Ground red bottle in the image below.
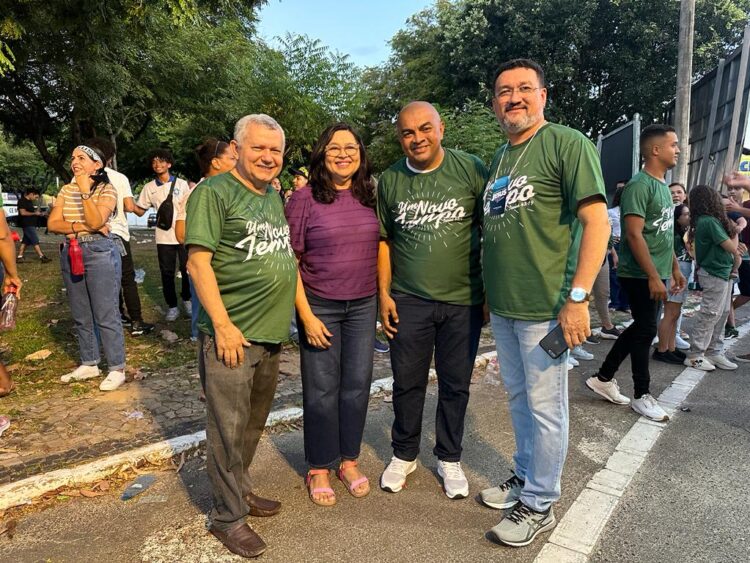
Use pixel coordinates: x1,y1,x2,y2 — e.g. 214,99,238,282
69,238,85,276
0,285,18,331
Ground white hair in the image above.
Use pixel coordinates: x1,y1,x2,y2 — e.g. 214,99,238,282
233,114,286,148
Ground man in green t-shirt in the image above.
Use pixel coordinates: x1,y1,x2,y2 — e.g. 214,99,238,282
479,59,610,548
185,114,297,559
588,124,686,423
377,101,486,501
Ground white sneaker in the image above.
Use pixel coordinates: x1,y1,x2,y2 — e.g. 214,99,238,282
183,300,193,316
675,335,690,350
651,336,659,346
165,307,180,321
380,456,417,493
571,346,594,361
61,365,100,383
437,460,469,499
585,376,631,405
620,319,634,328
684,356,715,371
706,354,738,370
631,393,669,422
99,370,126,391
568,356,580,367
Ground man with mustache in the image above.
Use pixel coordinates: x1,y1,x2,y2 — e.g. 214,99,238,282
480,59,609,547
377,101,487,500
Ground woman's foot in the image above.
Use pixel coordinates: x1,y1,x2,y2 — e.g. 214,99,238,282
338,460,370,498
306,469,336,506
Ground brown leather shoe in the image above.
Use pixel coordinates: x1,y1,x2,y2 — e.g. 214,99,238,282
209,523,267,558
245,491,282,517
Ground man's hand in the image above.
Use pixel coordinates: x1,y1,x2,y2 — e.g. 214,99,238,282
2,273,22,299
724,172,750,192
557,301,590,349
302,315,333,349
648,275,668,301
670,269,687,295
214,321,251,368
379,293,399,339
739,242,748,256
724,197,743,214
610,249,619,269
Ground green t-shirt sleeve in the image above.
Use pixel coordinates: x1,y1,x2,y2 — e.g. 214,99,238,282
377,175,392,239
560,133,606,215
185,184,224,251
620,181,649,219
705,216,729,245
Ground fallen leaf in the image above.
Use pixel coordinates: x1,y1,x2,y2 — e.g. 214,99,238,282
65,490,82,497
0,519,17,539
160,330,179,343
175,451,186,473
94,480,110,491
80,489,104,498
24,349,52,361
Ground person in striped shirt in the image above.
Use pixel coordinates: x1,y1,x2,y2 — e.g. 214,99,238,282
48,145,127,391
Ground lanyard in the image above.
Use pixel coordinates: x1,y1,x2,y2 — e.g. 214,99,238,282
492,126,542,184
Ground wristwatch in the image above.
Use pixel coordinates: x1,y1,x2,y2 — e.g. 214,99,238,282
568,287,590,303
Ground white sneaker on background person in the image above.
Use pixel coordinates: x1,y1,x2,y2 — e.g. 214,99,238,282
183,300,193,316
436,460,469,499
165,307,180,321
568,356,579,368
631,393,669,422
675,334,690,350
99,370,126,391
571,346,594,361
684,356,715,371
380,456,417,493
60,365,101,383
706,354,737,370
585,376,631,405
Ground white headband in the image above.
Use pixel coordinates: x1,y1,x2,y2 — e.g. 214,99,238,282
76,145,103,163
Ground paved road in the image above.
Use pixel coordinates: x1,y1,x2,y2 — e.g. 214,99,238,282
3,339,693,562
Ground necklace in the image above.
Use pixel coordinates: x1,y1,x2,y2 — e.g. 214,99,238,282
493,124,544,183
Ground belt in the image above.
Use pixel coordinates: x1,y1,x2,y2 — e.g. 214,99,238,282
74,233,107,243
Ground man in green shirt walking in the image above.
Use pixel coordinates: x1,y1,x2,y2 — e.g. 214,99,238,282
479,59,610,547
588,124,686,422
186,114,297,559
377,101,486,500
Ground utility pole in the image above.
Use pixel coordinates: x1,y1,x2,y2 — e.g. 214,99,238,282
673,0,695,186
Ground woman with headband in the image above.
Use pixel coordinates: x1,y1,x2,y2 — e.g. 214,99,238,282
48,145,127,391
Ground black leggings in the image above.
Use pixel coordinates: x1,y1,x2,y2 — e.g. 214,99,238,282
156,244,190,307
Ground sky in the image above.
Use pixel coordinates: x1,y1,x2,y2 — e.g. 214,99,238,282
255,0,434,67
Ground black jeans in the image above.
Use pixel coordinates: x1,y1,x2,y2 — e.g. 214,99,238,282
199,334,280,532
598,277,660,399
116,236,143,322
156,243,190,307
298,293,377,468
389,291,483,462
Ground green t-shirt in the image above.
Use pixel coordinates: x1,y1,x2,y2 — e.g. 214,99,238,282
377,148,487,305
617,171,674,279
482,123,606,320
695,215,733,280
184,173,297,343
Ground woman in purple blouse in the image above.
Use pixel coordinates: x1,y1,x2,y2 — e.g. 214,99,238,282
285,123,379,507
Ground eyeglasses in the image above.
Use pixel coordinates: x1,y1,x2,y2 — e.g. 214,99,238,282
325,144,359,156
494,86,541,100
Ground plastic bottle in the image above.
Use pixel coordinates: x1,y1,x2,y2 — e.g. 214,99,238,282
0,285,19,331
69,238,85,276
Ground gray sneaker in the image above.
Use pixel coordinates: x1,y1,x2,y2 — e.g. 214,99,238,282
479,474,524,509
488,502,556,547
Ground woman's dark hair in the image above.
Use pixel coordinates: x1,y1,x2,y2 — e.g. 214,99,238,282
195,138,230,177
308,123,375,208
688,184,734,239
673,203,689,235
611,184,626,208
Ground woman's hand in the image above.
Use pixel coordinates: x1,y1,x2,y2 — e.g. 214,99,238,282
302,315,333,349
75,173,95,194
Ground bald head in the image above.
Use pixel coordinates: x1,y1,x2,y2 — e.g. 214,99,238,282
396,101,445,171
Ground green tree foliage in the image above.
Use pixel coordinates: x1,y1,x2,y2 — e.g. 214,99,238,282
0,129,54,193
362,0,750,167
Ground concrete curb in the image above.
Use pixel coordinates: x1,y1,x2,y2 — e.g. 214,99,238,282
0,352,497,511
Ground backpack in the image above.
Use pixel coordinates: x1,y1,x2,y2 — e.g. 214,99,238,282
155,177,177,231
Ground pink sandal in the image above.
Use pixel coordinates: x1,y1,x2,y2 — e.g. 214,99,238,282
305,469,336,507
337,460,370,498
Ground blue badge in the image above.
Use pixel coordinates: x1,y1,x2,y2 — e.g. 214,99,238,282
489,176,510,216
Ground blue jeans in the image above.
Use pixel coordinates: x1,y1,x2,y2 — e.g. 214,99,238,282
298,292,377,468
188,275,200,339
61,237,125,370
490,314,569,512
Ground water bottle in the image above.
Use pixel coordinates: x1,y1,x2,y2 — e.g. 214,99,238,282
69,238,85,276
0,285,19,331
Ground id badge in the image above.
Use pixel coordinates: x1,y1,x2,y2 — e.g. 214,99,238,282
489,176,510,217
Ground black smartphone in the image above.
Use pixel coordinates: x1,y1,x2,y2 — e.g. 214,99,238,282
539,323,569,359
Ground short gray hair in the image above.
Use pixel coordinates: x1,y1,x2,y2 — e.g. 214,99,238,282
233,114,286,149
